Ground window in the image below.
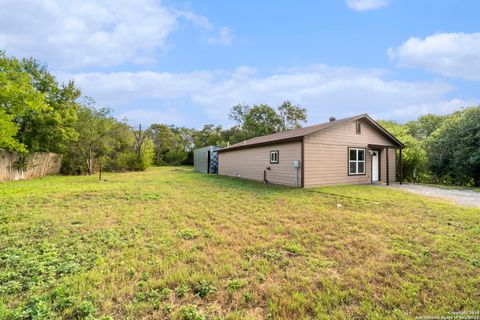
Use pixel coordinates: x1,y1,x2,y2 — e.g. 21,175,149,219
356,121,361,134
349,148,365,175
270,150,279,164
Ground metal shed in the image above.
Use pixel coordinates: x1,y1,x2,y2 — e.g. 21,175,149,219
194,146,221,174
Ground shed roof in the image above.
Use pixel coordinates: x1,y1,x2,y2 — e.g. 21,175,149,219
218,114,404,152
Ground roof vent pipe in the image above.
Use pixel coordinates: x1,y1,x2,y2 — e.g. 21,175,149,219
329,117,336,122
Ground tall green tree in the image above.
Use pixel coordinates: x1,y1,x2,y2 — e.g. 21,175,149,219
428,107,480,186
66,101,124,175
131,124,153,170
0,109,21,151
148,124,175,165
18,58,81,153
379,120,428,182
228,101,307,141
406,114,446,140
194,124,225,148
0,53,48,152
0,52,80,153
243,104,283,137
278,101,307,131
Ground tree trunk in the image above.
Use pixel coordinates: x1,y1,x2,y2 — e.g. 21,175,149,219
87,149,94,175
474,174,480,187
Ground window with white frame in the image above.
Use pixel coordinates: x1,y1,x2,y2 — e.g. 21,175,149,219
270,150,279,164
349,148,365,175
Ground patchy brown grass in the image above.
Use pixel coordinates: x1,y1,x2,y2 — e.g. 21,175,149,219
0,167,479,319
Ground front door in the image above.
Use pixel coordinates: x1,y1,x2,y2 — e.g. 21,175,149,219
372,150,379,182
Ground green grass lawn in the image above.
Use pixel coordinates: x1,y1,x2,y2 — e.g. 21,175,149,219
1,167,479,320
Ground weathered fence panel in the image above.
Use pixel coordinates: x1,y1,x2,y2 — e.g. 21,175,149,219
0,151,62,182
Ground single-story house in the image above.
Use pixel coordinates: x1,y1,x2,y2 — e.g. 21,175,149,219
217,114,404,187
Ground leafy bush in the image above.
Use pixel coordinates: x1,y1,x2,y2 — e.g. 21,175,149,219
283,243,304,256
177,305,206,320
192,280,215,298
15,296,52,320
179,229,198,240
75,301,96,319
227,279,247,292
175,285,189,298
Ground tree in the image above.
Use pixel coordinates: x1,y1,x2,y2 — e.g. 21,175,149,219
229,103,250,125
379,120,428,182
277,101,307,131
194,124,225,148
0,52,81,153
69,101,123,175
428,106,480,186
131,124,153,170
228,101,307,141
0,109,22,151
148,124,175,165
243,104,283,137
0,52,48,152
18,58,81,153
219,125,247,145
406,114,446,140
163,126,195,165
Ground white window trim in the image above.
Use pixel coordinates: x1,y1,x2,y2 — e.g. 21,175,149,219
270,150,279,164
349,148,365,175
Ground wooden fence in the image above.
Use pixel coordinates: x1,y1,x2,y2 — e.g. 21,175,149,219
0,150,62,182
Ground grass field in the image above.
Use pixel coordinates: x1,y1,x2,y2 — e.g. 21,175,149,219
1,167,479,319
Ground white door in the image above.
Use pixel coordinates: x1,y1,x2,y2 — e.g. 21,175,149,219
372,151,379,182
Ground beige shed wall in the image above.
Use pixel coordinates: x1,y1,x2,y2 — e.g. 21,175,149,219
303,119,397,187
218,141,302,187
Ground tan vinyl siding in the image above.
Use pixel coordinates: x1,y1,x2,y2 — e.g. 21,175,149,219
304,119,397,187
218,141,302,187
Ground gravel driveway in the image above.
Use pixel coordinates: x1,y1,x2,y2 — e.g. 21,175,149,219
390,183,480,208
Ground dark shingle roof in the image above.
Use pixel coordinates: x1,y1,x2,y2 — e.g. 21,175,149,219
219,114,403,152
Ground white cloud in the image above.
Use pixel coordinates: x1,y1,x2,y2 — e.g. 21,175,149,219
0,0,229,69
372,99,479,120
118,108,186,126
207,27,233,46
59,64,471,126
345,0,389,11
388,32,480,80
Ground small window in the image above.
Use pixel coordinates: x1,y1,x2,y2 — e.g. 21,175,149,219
270,150,279,164
349,148,365,175
356,121,361,134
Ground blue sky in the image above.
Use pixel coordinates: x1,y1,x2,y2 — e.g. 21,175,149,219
1,0,479,128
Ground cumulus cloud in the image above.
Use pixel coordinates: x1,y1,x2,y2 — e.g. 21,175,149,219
372,99,479,120
388,32,480,80
345,0,389,11
207,27,233,46
0,0,230,69
58,64,470,126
